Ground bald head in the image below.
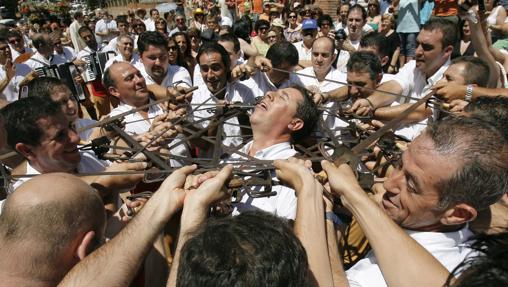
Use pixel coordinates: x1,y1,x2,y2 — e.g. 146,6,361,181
0,173,106,282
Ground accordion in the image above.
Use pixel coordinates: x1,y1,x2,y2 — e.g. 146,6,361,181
82,51,116,82
34,63,87,102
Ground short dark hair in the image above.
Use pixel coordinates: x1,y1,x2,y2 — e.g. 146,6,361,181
318,14,334,29
73,11,83,19
218,33,240,53
1,97,61,149
137,31,168,55
149,8,159,16
266,41,299,68
360,32,391,59
196,42,231,80
254,19,270,32
465,96,508,141
446,232,508,287
234,17,252,43
426,116,508,211
116,17,129,27
450,56,490,87
290,85,319,142
347,51,382,81
31,33,50,50
6,29,22,40
77,26,92,36
421,17,458,50
176,211,309,287
348,4,367,20
26,77,67,100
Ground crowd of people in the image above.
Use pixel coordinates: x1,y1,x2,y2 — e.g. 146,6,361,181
0,0,507,286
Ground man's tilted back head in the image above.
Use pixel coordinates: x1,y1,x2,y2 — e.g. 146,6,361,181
450,56,490,87
176,211,309,287
290,85,319,142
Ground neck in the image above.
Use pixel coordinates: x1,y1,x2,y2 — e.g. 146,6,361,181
462,36,471,42
303,39,313,48
122,54,132,61
250,127,291,156
407,222,466,233
315,67,331,82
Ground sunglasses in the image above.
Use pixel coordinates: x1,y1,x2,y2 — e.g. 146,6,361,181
168,45,178,51
176,18,185,22
289,15,297,18
259,26,269,31
321,22,330,26
8,38,21,44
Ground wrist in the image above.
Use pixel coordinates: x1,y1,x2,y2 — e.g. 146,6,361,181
365,97,375,109
465,85,473,102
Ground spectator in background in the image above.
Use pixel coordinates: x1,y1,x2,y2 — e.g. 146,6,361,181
169,13,187,36
317,14,334,37
394,0,420,66
155,18,168,36
69,11,86,52
95,10,118,45
334,3,350,31
206,14,220,33
452,20,476,59
252,19,270,56
293,18,318,67
190,8,206,32
187,28,201,58
144,8,159,31
267,27,283,46
367,0,382,31
379,14,400,73
174,32,196,77
284,11,302,43
344,4,372,52
432,0,459,24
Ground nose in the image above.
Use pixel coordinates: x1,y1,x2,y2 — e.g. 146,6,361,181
67,98,77,111
383,169,403,195
349,85,359,96
68,128,81,144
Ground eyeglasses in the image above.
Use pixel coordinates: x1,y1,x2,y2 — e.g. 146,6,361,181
168,45,178,51
259,26,269,31
176,18,185,22
321,22,330,26
368,4,378,7
289,15,297,19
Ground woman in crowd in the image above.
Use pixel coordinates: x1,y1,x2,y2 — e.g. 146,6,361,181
367,0,382,31
267,27,283,46
167,36,188,70
379,14,400,73
452,20,476,58
317,14,334,37
284,10,302,43
251,19,270,56
155,18,168,37
173,32,196,77
187,27,201,58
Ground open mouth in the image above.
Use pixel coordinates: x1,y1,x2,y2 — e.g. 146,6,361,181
257,101,268,111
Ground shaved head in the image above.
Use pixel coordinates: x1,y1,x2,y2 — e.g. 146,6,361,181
0,173,106,283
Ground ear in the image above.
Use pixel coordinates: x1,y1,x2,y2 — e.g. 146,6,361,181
76,230,96,261
288,118,304,132
443,45,454,58
376,72,383,85
440,203,478,226
15,143,35,161
108,86,121,99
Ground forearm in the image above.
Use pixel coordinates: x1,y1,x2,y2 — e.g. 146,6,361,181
95,31,108,36
147,84,168,100
295,183,334,287
59,194,178,287
367,81,403,108
374,103,431,123
468,18,499,88
344,190,450,287
325,218,349,287
327,86,349,102
167,203,209,287
472,86,508,98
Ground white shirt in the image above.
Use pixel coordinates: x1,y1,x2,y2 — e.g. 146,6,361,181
189,82,255,149
194,58,245,88
9,46,32,63
390,59,449,140
144,18,156,32
293,41,313,61
0,62,32,103
52,46,77,65
346,226,474,287
104,53,141,71
228,141,298,220
95,19,118,44
75,118,97,142
336,49,350,73
24,52,53,70
11,150,109,191
69,20,86,51
136,62,192,88
109,99,164,135
241,70,298,99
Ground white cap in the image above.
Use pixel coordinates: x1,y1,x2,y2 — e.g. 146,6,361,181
220,16,233,27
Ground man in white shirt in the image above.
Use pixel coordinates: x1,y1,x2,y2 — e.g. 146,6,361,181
24,33,55,71
103,18,130,53
144,9,160,32
239,41,300,99
51,32,78,65
104,34,140,71
94,10,118,45
345,4,373,52
6,29,32,62
292,18,318,68
189,42,255,153
169,13,187,36
351,18,457,140
135,31,192,100
230,85,319,219
69,11,87,52
0,38,31,104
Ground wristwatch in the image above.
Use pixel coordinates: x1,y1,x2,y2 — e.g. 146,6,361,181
465,85,473,102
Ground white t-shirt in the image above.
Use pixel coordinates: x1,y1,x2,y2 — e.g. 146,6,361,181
189,82,255,149
52,46,77,65
346,226,474,287
0,62,32,103
104,53,141,71
228,141,298,220
390,59,449,140
136,62,192,88
95,19,118,44
24,52,53,70
293,41,313,61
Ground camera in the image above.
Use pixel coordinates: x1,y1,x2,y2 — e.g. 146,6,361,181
335,29,347,41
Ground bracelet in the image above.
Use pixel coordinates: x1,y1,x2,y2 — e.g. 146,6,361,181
465,85,473,102
325,212,343,225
